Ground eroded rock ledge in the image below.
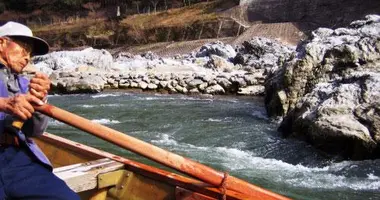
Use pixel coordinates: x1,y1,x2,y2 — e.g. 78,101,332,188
265,15,380,160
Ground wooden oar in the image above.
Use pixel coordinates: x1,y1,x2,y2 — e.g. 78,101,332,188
34,103,290,200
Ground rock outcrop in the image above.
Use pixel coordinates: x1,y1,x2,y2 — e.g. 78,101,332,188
196,41,237,60
265,15,380,160
33,48,115,75
234,37,295,72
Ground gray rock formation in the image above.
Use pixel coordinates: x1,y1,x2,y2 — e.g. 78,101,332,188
51,72,106,94
33,48,114,75
196,41,237,60
206,55,237,72
234,37,295,72
265,15,380,159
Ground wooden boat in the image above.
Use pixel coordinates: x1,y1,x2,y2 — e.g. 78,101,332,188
31,104,291,200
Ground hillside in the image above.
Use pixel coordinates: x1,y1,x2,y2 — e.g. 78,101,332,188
0,0,378,52
17,1,247,51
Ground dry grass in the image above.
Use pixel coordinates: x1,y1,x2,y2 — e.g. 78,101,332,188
28,1,228,36
32,18,105,33
121,2,220,29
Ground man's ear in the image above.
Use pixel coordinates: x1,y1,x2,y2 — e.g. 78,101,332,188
0,37,7,49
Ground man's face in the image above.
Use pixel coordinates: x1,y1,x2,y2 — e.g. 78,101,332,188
0,37,32,73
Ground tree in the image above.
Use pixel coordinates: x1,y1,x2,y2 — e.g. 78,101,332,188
163,0,167,10
0,1,5,14
61,0,83,8
5,0,35,11
150,0,159,13
182,0,192,7
132,0,141,14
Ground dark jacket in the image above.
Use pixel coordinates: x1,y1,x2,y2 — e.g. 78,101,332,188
0,64,51,169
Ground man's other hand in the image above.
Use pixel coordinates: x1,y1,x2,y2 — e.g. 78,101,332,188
29,72,51,100
1,94,44,120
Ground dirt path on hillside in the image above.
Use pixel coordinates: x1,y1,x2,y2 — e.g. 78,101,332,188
232,22,308,45
110,37,235,57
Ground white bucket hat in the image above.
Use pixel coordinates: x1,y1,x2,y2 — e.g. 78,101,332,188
0,21,49,56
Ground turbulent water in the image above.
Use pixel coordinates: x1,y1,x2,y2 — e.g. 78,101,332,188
46,92,380,200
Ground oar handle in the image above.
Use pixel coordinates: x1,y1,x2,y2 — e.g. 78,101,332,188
8,90,36,131
35,103,290,200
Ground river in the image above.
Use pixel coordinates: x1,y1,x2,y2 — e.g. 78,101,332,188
46,92,380,200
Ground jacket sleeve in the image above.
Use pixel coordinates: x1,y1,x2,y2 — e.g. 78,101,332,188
21,112,49,137
17,75,49,137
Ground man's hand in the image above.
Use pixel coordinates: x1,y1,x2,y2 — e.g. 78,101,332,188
0,94,44,120
29,72,51,100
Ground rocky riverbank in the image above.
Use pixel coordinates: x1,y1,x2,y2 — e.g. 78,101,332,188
265,15,380,160
32,38,294,96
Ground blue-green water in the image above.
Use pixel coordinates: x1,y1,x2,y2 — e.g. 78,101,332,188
47,92,380,200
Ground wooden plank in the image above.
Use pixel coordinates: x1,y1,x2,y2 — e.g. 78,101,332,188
78,189,103,200
107,170,175,200
98,170,130,189
35,134,104,167
176,187,217,200
89,188,108,200
53,158,124,193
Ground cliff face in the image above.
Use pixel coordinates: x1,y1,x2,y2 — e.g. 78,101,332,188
264,15,380,160
240,0,380,29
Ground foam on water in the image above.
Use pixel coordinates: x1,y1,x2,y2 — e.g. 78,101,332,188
48,120,65,126
91,119,121,124
47,94,62,98
251,110,268,120
80,104,121,108
152,134,179,146
82,105,95,108
199,117,234,123
151,133,380,191
368,173,379,180
205,118,223,122
91,93,123,98
135,93,214,102
144,97,176,101
48,94,86,98
143,96,212,101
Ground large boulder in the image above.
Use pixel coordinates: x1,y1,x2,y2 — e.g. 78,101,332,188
234,37,295,72
205,55,236,72
196,41,237,60
33,48,114,75
265,15,380,159
50,72,107,94
52,75,106,94
32,48,114,93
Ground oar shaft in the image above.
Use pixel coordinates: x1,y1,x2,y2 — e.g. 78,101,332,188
35,104,289,200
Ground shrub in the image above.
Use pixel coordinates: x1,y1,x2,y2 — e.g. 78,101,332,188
0,2,5,14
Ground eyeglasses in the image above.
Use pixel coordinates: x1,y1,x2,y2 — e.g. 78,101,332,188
4,37,33,56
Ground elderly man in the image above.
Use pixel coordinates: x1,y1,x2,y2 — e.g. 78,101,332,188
0,22,79,199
